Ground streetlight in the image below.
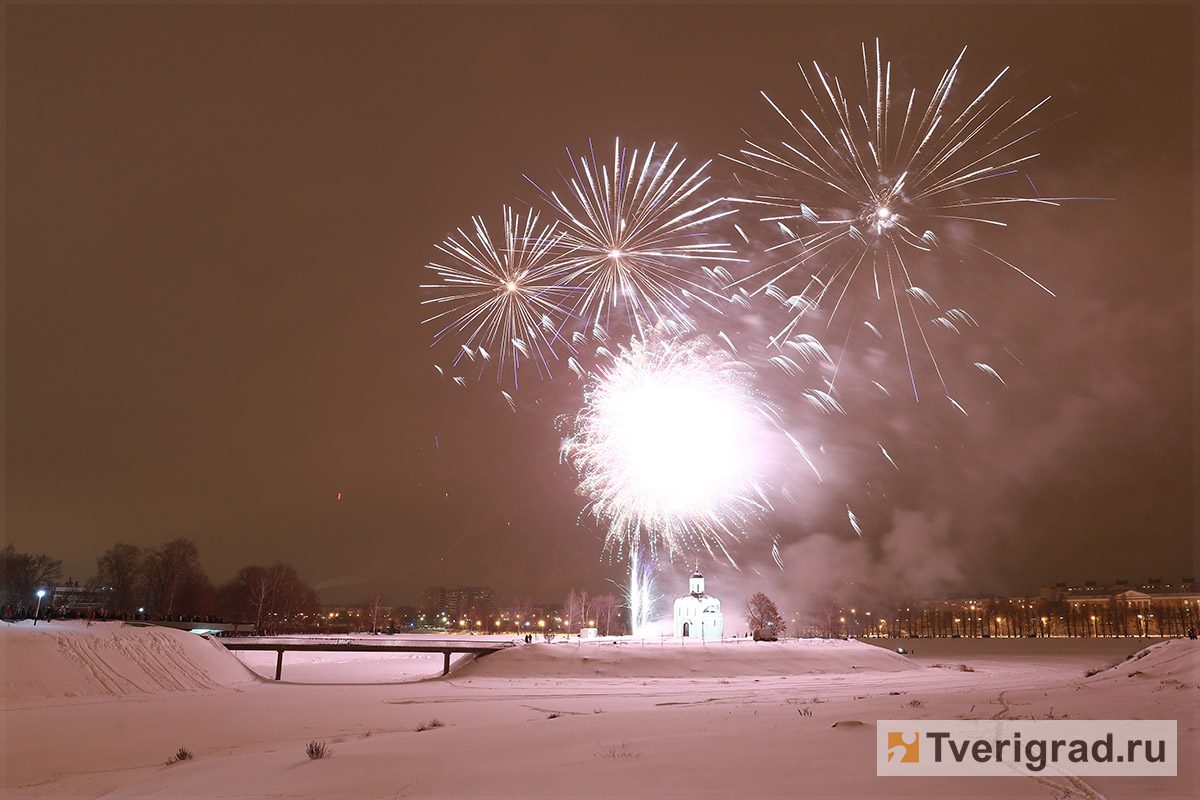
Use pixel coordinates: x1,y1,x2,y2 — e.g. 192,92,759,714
34,588,47,625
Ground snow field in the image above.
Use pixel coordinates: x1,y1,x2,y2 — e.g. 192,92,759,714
3,622,1196,798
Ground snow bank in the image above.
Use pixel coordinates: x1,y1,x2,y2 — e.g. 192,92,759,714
1,621,259,706
1088,638,1199,684
456,636,917,679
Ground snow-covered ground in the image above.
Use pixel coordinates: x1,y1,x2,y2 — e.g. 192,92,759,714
2,621,1196,798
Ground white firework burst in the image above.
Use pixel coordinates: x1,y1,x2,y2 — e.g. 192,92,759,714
726,40,1092,400
421,205,580,385
561,333,775,564
529,138,744,334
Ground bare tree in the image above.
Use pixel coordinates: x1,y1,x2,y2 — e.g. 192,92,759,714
578,590,591,629
248,571,274,630
817,596,840,639
746,592,786,638
219,561,317,633
508,595,534,632
1,545,63,610
95,543,144,615
142,538,210,616
591,593,620,635
563,590,581,631
368,593,384,634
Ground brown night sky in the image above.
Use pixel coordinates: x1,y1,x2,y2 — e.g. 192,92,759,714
6,4,1195,605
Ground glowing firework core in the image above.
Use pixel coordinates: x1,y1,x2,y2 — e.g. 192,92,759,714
504,280,518,292
599,365,751,515
563,336,770,560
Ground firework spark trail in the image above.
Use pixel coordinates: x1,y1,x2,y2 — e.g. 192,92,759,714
846,505,863,537
625,546,659,637
725,40,1095,400
528,138,746,336
421,206,581,386
561,334,777,566
878,442,899,470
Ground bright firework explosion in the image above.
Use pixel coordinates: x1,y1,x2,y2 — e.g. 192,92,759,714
420,206,580,385
561,334,776,573
529,138,743,335
725,40,1083,403
625,546,659,637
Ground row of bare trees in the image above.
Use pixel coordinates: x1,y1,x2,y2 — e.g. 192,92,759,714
2,540,319,630
562,590,622,635
97,539,213,617
220,562,319,632
98,539,318,629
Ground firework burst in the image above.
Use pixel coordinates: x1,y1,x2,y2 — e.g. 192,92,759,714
529,138,744,335
421,206,580,385
561,333,776,564
726,40,1085,403
625,546,659,637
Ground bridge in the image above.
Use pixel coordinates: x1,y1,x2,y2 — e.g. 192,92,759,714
218,639,516,679
132,620,253,635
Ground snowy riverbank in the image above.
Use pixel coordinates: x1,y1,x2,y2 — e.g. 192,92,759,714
3,621,1196,798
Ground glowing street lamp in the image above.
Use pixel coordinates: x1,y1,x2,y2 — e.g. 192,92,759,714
34,588,47,625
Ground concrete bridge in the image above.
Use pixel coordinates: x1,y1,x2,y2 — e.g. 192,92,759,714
219,639,515,679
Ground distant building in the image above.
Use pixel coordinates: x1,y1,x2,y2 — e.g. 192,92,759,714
785,575,1200,639
421,586,450,618
673,571,723,639
50,583,112,613
421,585,495,625
1042,577,1196,599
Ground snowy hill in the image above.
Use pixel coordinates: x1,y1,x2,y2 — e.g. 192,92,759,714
1086,638,1199,685
2,621,260,707
455,636,918,679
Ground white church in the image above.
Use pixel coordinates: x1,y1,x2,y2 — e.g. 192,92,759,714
672,570,724,639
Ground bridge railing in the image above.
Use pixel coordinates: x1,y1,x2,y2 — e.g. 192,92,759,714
219,640,516,679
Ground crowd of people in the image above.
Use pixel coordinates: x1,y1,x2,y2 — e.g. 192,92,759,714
0,604,230,625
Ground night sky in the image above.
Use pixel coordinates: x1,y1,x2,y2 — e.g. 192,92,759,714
7,4,1194,606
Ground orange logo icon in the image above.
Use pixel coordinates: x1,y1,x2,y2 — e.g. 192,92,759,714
887,731,920,763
